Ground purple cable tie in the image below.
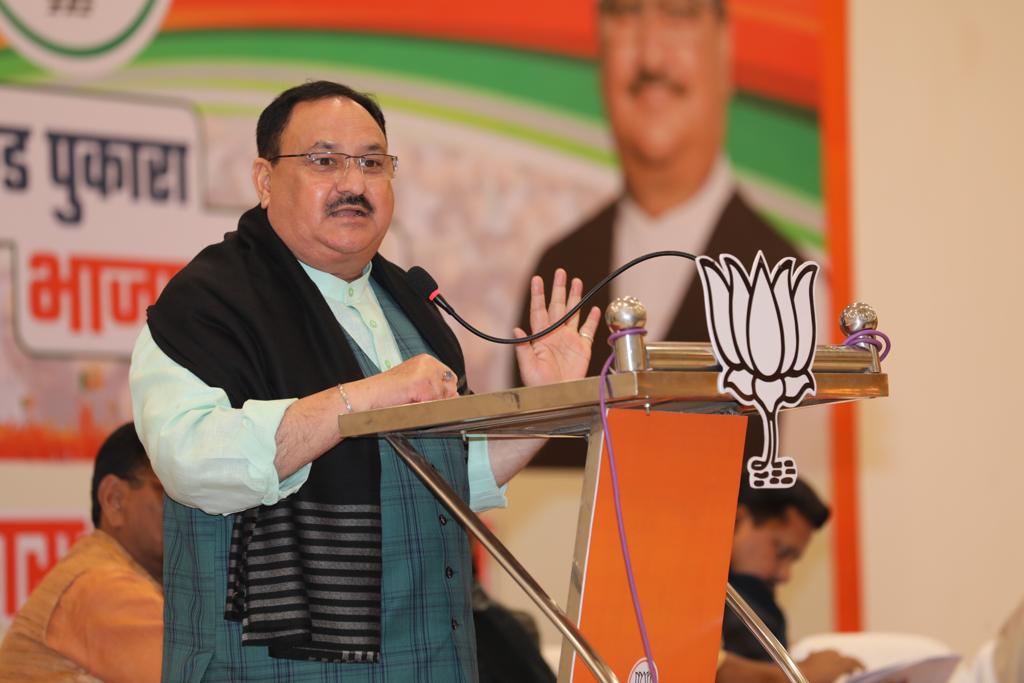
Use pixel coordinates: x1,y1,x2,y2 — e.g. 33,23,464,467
599,326,658,682
607,326,646,345
842,328,892,361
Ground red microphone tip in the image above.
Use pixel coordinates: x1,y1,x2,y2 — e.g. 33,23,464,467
428,289,440,302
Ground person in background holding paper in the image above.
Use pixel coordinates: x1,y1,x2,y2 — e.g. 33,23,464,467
715,473,863,682
717,649,864,683
0,424,164,683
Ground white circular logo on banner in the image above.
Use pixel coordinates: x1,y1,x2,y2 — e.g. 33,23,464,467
628,657,659,682
0,0,171,77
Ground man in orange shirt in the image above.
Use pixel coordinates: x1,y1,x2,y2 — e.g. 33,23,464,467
0,423,164,682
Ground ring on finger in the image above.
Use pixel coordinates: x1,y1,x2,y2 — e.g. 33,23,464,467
579,330,593,342
441,370,455,382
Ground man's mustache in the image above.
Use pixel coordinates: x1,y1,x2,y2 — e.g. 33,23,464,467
326,193,374,216
628,69,688,96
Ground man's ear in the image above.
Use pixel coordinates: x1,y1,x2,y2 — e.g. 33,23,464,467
252,158,272,208
97,474,127,530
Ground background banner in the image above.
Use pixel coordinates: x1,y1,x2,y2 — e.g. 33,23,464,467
0,0,850,645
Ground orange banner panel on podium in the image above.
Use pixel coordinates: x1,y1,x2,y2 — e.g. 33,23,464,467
571,410,746,682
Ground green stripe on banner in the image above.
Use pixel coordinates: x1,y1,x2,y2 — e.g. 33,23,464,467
762,212,825,252
379,94,615,165
728,94,822,201
136,30,607,122
0,48,43,80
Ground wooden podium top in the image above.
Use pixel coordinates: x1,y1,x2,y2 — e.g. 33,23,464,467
337,342,888,439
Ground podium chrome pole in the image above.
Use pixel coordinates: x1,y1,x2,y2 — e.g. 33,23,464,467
725,584,808,683
385,434,619,683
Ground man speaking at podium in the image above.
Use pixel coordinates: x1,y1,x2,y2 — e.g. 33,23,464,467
520,0,801,464
129,81,600,681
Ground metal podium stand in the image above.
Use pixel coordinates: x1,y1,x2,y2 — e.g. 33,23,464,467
337,321,888,683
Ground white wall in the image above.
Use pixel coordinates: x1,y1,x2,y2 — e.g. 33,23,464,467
851,0,1024,655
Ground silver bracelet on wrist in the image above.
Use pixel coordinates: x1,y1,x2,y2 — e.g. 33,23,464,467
337,383,354,414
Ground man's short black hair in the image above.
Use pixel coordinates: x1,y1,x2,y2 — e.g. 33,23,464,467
738,472,830,530
90,423,151,528
256,80,387,161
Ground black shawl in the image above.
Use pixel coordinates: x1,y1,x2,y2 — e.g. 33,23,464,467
148,206,465,662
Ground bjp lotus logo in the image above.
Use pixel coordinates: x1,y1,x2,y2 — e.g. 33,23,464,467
696,252,819,489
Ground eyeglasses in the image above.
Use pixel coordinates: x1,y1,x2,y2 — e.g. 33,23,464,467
270,151,399,178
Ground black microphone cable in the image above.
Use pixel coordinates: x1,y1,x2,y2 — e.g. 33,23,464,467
408,250,697,344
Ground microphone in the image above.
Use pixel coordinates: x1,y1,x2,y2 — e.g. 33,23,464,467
407,266,457,318
408,250,698,345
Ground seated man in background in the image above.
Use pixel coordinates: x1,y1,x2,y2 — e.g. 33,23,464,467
0,423,164,683
720,470,864,683
723,471,831,661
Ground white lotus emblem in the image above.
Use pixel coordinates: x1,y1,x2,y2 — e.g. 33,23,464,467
696,252,819,488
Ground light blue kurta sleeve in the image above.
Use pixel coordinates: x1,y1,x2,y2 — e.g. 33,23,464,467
467,438,507,511
130,324,310,515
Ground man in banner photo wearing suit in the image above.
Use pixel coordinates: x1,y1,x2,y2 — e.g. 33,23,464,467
520,0,802,462
129,81,600,681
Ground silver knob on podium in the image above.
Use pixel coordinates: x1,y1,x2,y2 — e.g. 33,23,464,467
839,301,881,371
605,296,649,372
839,301,878,338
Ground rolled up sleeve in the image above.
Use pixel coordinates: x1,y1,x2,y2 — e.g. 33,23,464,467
467,437,508,512
130,324,310,515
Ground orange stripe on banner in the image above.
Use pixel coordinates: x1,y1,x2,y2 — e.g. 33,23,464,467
730,0,821,108
820,0,861,631
160,0,598,58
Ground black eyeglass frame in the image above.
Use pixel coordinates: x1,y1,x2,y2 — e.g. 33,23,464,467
269,151,399,176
